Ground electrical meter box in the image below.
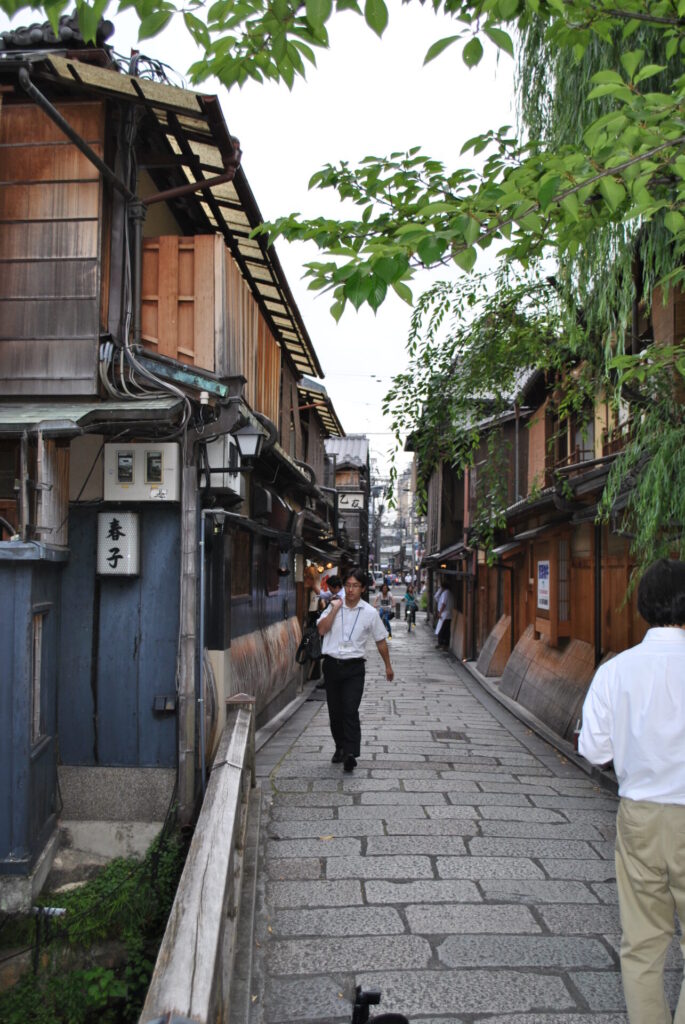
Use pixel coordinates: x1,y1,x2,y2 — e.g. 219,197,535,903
103,442,181,502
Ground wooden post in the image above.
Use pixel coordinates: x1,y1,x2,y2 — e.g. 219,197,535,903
226,693,256,789
177,464,197,824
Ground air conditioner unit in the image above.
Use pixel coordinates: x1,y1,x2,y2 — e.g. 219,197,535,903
204,435,245,500
103,442,180,502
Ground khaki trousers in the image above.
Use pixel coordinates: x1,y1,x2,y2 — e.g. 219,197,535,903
615,799,685,1024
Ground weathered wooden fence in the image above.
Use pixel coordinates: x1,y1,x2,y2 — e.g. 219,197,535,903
139,695,256,1024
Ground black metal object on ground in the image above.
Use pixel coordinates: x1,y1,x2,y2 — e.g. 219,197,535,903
351,986,409,1024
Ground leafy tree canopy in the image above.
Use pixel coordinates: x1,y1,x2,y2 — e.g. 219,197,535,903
2,0,683,323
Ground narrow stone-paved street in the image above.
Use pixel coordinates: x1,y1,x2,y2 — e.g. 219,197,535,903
248,617,681,1023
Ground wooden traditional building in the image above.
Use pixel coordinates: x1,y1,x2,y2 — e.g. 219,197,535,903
0,24,345,909
418,294,685,742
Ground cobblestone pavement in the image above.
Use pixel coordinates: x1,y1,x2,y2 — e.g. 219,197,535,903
249,619,682,1024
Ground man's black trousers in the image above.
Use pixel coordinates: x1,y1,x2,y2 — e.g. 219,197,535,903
323,655,365,757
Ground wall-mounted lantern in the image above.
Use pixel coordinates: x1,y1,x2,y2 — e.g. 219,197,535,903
232,422,264,462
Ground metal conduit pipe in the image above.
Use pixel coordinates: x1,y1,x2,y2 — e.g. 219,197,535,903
18,67,136,201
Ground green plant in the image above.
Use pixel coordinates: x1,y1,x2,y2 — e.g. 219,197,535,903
0,828,186,1024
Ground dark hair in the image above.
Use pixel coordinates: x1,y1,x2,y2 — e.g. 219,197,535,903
327,575,342,589
637,559,685,626
344,568,366,586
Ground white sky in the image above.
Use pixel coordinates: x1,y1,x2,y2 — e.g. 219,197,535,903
2,3,515,477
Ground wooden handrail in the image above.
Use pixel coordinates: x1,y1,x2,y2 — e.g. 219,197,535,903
139,705,255,1024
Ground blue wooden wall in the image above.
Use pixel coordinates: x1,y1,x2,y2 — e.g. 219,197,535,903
57,506,180,768
0,558,59,873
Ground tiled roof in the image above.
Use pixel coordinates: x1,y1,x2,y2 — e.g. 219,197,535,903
325,435,369,467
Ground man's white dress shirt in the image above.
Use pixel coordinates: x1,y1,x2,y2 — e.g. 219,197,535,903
578,627,685,803
318,599,388,659
434,587,454,636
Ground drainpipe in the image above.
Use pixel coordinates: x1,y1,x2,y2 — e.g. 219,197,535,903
514,403,520,501
129,199,147,347
594,522,603,667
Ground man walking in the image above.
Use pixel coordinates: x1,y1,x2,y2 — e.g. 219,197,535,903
579,558,685,1024
317,568,394,772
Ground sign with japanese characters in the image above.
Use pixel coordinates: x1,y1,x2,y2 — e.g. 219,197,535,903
537,559,550,610
338,491,365,511
97,512,140,576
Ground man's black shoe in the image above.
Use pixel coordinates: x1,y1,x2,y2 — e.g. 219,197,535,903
331,748,344,764
343,755,357,773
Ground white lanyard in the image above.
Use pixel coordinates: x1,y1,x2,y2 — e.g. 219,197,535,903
340,606,361,643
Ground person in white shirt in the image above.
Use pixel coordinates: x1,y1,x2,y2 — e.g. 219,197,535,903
435,578,453,649
579,558,685,1024
317,568,394,772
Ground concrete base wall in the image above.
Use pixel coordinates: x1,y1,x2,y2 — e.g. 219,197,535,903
477,615,511,677
499,625,595,741
0,828,59,913
58,766,176,821
58,820,162,862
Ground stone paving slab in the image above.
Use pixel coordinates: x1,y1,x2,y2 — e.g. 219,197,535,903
271,906,404,937
364,879,480,903
266,934,432,974
248,622,636,1024
268,818,387,839
437,934,614,967
266,880,364,907
353,969,575,1016
406,902,541,934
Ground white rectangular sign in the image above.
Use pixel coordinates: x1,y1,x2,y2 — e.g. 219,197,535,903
537,559,550,610
338,492,365,511
97,511,140,576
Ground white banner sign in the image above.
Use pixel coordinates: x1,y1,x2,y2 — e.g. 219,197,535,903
537,559,550,610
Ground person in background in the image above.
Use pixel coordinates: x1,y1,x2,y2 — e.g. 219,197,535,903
404,583,418,632
319,575,342,609
374,582,394,638
305,569,321,628
317,568,394,772
435,578,453,649
578,559,685,1024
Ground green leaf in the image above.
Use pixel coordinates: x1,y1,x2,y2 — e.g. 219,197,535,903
454,246,477,271
424,35,459,65
537,174,560,211
306,0,332,30
392,281,413,305
418,200,457,215
183,11,210,49
138,10,172,38
664,210,685,234
587,83,632,101
418,235,447,265
364,0,388,37
482,24,514,58
330,299,345,322
590,70,624,85
367,274,388,311
599,176,626,212
343,271,373,309
462,36,483,68
620,49,644,80
633,64,666,85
